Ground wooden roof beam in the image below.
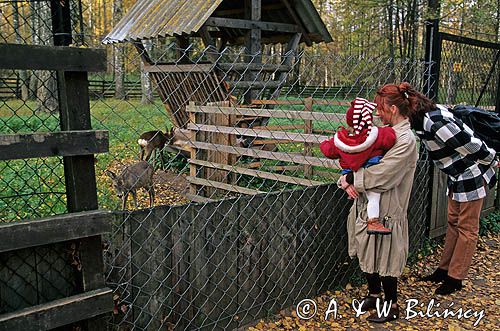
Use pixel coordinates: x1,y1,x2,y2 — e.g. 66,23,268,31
204,17,300,33
279,0,312,46
213,3,286,16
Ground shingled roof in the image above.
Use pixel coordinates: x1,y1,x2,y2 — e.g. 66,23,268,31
103,0,332,45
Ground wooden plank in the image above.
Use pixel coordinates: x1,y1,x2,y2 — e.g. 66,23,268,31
204,17,300,33
313,170,341,180
35,243,78,305
266,165,302,172
0,288,112,331
0,210,112,253
251,99,305,105
429,167,448,239
280,0,312,46
188,202,239,329
252,139,296,145
304,97,313,178
217,63,292,72
0,44,106,71
189,103,202,196
58,71,99,212
129,208,171,330
187,105,346,122
188,123,330,144
214,3,284,16
189,141,341,168
227,81,282,89
252,124,305,130
58,69,106,331
0,249,38,311
0,130,109,160
143,63,213,73
237,194,265,325
184,193,216,203
186,176,265,195
189,159,323,186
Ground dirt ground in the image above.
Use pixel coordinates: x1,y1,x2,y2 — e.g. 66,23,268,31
248,234,500,331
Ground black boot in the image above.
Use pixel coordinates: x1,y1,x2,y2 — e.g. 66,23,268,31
367,304,399,323
419,268,448,283
360,294,382,311
435,276,462,295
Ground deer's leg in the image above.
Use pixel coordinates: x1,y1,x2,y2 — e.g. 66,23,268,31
139,148,145,160
148,186,155,207
144,148,153,162
159,149,165,170
131,190,138,208
122,193,129,210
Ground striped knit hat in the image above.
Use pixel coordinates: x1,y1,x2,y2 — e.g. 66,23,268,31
346,97,377,136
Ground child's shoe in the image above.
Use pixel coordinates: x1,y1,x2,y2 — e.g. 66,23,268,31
367,218,392,235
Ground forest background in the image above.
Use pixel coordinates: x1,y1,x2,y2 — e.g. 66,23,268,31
1,0,499,104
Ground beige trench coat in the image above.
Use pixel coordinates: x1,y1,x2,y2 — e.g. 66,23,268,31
348,119,418,277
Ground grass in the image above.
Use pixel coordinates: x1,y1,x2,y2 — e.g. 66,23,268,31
1,97,345,220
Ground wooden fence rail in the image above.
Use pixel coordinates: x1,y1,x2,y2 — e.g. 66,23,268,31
186,99,344,198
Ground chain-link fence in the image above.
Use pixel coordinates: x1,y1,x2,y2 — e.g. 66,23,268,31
5,1,500,330
438,33,500,108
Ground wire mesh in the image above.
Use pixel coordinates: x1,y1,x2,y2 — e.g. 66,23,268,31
0,1,497,330
439,38,500,108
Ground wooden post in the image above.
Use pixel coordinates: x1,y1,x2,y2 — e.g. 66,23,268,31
303,97,313,178
188,101,201,195
57,70,107,331
176,36,190,64
244,0,261,104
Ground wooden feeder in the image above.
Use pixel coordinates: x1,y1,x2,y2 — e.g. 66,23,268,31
104,0,332,199
103,0,332,128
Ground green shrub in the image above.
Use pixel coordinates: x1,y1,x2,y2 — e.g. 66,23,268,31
479,210,500,236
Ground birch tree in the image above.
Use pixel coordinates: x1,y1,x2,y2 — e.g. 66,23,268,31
37,2,58,113
112,0,125,99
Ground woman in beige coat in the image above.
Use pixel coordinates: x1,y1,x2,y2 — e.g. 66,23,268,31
339,83,419,323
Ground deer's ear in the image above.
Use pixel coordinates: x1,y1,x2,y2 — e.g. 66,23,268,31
105,170,116,179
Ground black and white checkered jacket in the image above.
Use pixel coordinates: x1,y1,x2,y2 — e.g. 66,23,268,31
415,105,497,202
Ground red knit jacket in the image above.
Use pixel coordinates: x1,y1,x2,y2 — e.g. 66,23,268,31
320,126,396,171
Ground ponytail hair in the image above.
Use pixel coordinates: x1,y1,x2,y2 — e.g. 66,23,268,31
375,82,435,129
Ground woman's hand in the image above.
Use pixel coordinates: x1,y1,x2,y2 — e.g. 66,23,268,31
339,175,350,189
345,185,359,199
339,175,359,199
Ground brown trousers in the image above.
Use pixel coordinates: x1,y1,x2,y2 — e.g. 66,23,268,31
438,195,484,280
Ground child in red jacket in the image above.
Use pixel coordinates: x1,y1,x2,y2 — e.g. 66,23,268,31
320,97,397,235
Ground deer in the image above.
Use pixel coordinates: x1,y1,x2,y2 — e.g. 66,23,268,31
138,130,168,162
138,127,191,166
106,161,155,210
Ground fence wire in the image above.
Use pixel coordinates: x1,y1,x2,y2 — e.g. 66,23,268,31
2,1,497,331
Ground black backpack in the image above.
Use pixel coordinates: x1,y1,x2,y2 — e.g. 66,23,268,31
450,105,500,153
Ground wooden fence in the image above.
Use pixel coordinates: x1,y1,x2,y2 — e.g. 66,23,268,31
429,168,498,238
0,76,364,101
186,99,349,198
0,77,20,99
0,43,113,330
107,184,358,330
105,153,432,330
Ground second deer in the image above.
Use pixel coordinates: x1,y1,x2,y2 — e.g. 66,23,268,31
138,127,190,167
106,161,155,210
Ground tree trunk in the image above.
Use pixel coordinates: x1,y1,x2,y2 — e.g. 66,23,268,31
112,0,125,99
140,40,154,104
386,0,396,82
29,1,39,100
13,2,29,100
37,2,58,113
